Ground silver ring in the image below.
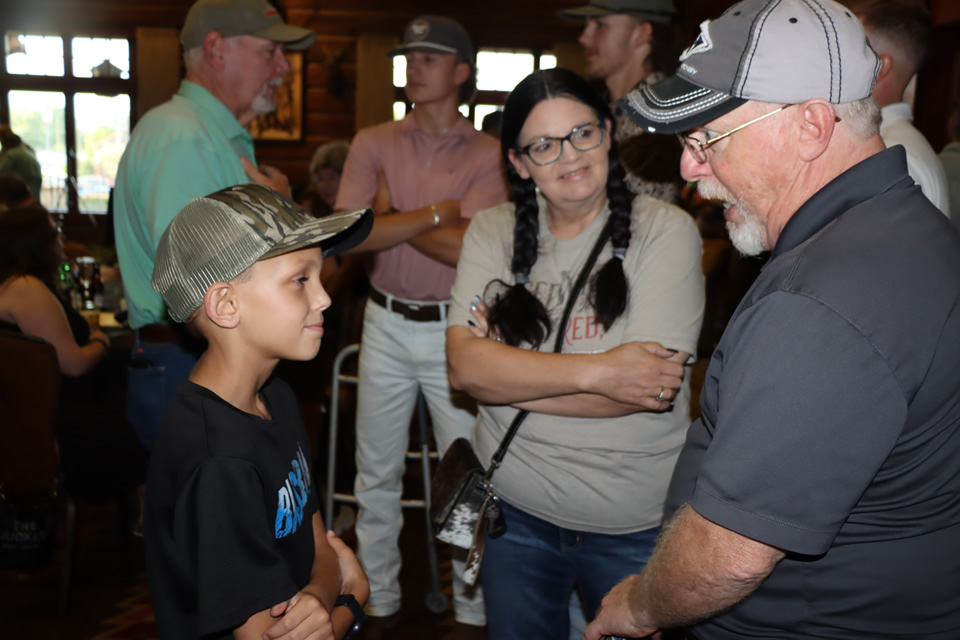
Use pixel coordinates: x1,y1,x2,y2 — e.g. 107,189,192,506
655,387,665,402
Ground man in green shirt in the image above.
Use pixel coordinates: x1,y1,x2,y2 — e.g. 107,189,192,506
113,0,314,448
0,125,43,201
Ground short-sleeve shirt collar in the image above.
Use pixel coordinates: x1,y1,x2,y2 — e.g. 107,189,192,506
771,147,911,260
178,80,252,143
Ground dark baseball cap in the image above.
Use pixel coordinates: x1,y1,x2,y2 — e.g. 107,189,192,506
557,0,677,24
619,0,880,134
181,0,316,51
387,16,474,62
153,184,371,323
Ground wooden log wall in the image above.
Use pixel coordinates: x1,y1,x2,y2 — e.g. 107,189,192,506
2,0,958,189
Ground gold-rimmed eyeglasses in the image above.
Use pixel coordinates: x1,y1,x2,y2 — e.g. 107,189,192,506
519,121,605,166
677,104,792,164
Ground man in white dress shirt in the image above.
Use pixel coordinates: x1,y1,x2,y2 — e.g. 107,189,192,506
846,0,949,216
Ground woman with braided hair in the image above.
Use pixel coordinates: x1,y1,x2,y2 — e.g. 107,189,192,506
445,68,704,638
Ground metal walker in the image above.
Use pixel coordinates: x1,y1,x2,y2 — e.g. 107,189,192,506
324,343,448,614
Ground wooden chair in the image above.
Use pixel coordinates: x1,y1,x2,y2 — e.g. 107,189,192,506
0,330,76,616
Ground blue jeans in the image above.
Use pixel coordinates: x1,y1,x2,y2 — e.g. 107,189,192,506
127,337,200,449
481,499,659,640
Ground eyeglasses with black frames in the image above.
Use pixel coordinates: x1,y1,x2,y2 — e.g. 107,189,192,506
519,121,605,166
677,104,792,164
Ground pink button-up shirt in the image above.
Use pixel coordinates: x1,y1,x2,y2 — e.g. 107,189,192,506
335,113,508,301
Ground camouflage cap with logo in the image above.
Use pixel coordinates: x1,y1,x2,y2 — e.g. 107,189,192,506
152,183,371,323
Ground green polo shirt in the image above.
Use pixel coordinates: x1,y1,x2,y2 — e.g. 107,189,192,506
114,80,255,328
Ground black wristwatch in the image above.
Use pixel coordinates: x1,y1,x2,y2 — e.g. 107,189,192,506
335,594,366,640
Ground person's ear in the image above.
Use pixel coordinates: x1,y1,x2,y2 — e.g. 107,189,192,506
204,31,227,71
453,60,471,86
797,99,837,162
873,52,895,88
507,148,532,181
631,20,654,50
203,282,240,329
603,117,613,151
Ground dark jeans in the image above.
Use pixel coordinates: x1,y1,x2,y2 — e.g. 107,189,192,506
127,337,199,449
481,499,659,640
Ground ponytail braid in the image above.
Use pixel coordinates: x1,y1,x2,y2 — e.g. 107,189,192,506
589,149,633,331
487,177,552,348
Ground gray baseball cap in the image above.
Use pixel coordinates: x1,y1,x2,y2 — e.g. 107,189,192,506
181,0,316,51
557,0,677,24
620,0,880,134
152,184,372,323
387,16,474,62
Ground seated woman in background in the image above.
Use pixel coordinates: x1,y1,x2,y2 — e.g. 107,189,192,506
0,204,109,374
0,203,147,505
446,68,704,639
303,140,351,217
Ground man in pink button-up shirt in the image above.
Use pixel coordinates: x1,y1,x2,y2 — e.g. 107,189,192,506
335,15,507,640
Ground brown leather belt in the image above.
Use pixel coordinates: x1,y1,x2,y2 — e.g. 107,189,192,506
369,288,448,323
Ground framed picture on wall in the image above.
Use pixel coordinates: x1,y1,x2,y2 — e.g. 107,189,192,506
248,51,304,141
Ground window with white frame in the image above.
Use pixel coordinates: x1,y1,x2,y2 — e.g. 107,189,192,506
2,32,132,214
392,48,557,130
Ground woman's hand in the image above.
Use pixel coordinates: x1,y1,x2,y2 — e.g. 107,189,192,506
466,295,500,341
587,342,687,410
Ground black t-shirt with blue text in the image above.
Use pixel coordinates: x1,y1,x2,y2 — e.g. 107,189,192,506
144,376,318,639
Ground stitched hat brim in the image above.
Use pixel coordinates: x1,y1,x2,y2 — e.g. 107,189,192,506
619,74,746,134
557,5,674,23
251,22,316,50
259,207,374,261
386,43,460,57
557,5,619,18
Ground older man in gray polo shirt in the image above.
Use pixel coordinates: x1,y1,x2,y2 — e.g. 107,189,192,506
586,0,960,638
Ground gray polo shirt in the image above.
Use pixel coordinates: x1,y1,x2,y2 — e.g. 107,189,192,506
667,147,960,638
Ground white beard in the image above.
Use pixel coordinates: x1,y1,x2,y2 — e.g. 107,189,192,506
697,179,768,256
250,77,283,115
726,211,767,257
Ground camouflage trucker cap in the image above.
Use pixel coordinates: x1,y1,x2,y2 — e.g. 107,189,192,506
152,183,371,323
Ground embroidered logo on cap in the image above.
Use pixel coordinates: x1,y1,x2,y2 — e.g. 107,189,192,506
408,19,430,41
680,20,713,62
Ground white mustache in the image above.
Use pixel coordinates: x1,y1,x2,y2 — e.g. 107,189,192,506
695,179,734,205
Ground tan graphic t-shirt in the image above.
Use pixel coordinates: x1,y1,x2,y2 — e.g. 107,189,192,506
448,194,704,532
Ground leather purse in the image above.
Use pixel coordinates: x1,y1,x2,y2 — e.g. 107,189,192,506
430,220,614,585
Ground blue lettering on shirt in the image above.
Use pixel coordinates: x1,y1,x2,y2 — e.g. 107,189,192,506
274,446,313,539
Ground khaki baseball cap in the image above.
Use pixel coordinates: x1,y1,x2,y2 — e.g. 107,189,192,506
181,0,316,51
620,0,880,134
152,184,372,323
558,0,677,24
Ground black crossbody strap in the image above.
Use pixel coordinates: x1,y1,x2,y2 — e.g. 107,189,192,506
484,220,614,479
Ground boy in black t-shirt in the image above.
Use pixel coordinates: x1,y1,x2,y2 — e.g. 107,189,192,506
144,183,373,640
